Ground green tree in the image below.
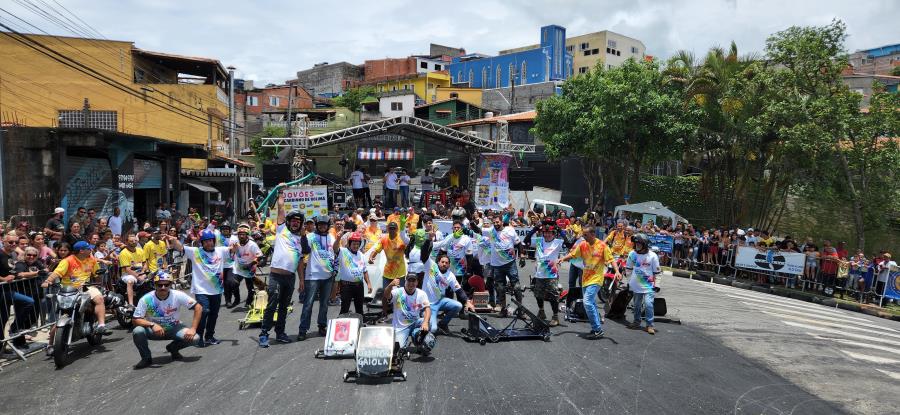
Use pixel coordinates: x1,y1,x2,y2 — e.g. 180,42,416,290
248,125,285,163
533,58,697,206
332,86,375,112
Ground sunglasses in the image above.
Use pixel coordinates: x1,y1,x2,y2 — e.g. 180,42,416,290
156,282,172,288
25,254,37,257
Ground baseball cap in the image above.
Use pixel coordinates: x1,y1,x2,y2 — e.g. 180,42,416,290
54,207,65,214
72,241,94,251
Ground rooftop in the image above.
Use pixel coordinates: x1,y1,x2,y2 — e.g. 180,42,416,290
447,110,536,127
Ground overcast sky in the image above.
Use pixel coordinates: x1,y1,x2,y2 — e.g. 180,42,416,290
4,0,898,84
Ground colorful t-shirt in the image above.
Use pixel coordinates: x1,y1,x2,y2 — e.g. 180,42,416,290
337,247,367,283
533,237,564,279
363,226,382,248
390,287,430,329
570,239,613,287
270,224,304,274
118,247,146,271
605,230,633,257
54,255,99,289
374,234,408,279
482,226,520,267
626,250,661,294
433,234,471,276
134,290,197,330
215,232,238,269
143,240,168,272
422,260,462,304
305,233,335,280
234,240,262,278
184,246,230,295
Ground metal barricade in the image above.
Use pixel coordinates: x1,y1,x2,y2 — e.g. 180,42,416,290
1,275,55,363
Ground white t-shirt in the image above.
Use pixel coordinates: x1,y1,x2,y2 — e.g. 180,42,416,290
134,290,197,329
337,247,367,282
877,261,897,283
215,231,238,269
270,224,304,273
420,174,433,191
533,237,565,279
482,226,521,267
422,260,462,303
305,233,336,280
385,172,398,190
108,215,123,236
626,250,661,294
350,171,365,189
433,234,472,276
390,287,430,329
184,246,230,295
407,246,425,274
234,240,262,278
399,174,411,187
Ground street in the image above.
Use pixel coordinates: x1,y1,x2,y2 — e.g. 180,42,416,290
3,264,898,415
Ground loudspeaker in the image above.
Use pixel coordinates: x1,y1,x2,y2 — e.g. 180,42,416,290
508,168,535,191
262,163,291,188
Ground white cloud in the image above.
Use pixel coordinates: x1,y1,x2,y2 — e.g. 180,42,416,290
4,0,897,84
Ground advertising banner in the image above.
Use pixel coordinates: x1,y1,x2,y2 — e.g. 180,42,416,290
734,246,805,275
475,154,512,211
648,234,674,254
282,186,329,219
884,266,900,301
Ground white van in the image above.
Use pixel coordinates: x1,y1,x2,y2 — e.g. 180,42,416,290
530,199,574,217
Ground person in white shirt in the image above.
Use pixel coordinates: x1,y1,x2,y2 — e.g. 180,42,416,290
297,216,336,340
382,274,433,355
432,221,472,278
625,233,662,335
473,214,521,317
216,222,241,308
107,207,123,237
384,168,399,209
876,253,897,300
259,192,305,348
398,170,411,208
233,223,263,308
522,221,566,326
333,231,372,314
131,270,202,369
419,243,475,335
349,166,367,209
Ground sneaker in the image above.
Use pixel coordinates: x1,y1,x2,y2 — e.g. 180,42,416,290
204,336,221,346
318,327,327,336
94,325,110,335
45,345,54,357
549,315,560,327
133,358,153,370
585,330,605,340
646,326,656,335
258,334,270,348
166,344,184,360
436,322,451,335
626,323,641,330
296,332,307,342
328,298,341,306
275,333,291,343
498,308,509,318
537,309,547,321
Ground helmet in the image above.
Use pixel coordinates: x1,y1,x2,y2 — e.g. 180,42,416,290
153,270,174,284
200,230,216,242
314,216,330,225
219,221,232,230
286,210,304,222
541,223,556,233
415,330,436,352
631,233,650,254
236,223,251,234
251,231,264,240
348,232,363,244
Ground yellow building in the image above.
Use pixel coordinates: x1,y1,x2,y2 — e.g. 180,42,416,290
0,33,231,170
499,30,646,76
434,86,483,106
371,72,451,104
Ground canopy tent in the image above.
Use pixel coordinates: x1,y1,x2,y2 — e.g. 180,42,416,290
614,201,689,225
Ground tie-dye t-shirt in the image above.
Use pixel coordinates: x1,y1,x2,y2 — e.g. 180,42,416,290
533,237,564,279
374,234,408,279
433,234,471,276
133,290,197,329
337,247,367,283
214,231,238,269
482,226,520,267
570,239,613,287
234,240,262,278
185,246,230,295
422,260,462,303
390,287,430,329
305,233,335,280
626,250,660,294
270,224,305,274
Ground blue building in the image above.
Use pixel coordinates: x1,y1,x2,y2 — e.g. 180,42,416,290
449,25,573,89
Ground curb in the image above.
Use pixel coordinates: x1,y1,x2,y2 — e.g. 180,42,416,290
750,285,771,294
693,273,713,283
732,281,752,289
712,277,732,286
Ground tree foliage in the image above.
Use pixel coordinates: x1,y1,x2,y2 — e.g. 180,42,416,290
248,125,285,163
332,86,375,112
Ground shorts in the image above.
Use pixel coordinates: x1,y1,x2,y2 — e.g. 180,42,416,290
533,278,560,300
84,286,102,299
121,274,138,284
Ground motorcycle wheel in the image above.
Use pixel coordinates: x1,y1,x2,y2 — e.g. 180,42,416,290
115,307,131,329
86,324,102,346
53,325,71,368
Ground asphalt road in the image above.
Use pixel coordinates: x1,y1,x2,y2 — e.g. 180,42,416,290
2,264,897,415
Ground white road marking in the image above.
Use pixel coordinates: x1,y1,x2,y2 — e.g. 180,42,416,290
841,350,900,365
781,321,900,347
805,333,899,354
744,302,897,333
726,293,868,321
875,369,900,380
758,310,900,340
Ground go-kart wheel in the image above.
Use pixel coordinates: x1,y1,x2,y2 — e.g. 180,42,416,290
479,339,486,346
542,334,551,342
343,373,350,382
238,322,244,330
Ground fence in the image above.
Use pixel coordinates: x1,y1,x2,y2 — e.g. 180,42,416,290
1,274,53,364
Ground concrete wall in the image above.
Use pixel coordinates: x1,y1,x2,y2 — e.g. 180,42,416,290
378,94,416,118
499,30,646,75
481,81,561,113
295,62,364,97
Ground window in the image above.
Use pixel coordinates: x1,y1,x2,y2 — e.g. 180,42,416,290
246,96,259,106
403,84,409,90
481,67,487,87
579,67,588,74
427,83,434,89
392,85,397,91
58,110,118,131
616,50,621,56
391,102,403,111
457,70,462,82
509,63,515,87
580,42,589,50
583,50,591,56
607,48,611,54
496,66,501,88
631,46,639,54
450,92,459,98
420,62,428,69
591,48,599,55
468,69,473,85
269,96,280,106
521,61,527,84
566,45,574,53
607,40,617,48
435,64,441,71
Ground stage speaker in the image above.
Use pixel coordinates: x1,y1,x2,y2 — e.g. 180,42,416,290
262,162,291,188
508,168,535,191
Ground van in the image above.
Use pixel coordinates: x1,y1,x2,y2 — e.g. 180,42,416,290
530,199,574,218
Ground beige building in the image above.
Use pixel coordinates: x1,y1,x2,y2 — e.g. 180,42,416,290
499,30,646,75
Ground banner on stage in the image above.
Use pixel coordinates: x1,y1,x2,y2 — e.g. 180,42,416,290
884,266,900,301
282,186,329,219
475,154,512,211
648,234,674,254
734,246,805,275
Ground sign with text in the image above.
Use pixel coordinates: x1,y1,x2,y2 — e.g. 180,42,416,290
355,326,394,377
734,246,805,275
884,266,900,301
475,154,511,211
648,234,674,254
282,186,329,219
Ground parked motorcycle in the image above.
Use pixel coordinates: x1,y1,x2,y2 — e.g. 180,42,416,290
51,281,121,368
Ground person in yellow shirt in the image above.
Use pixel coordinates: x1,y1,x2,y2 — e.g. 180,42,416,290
405,207,420,233
386,207,408,229
42,240,109,351
559,226,620,339
368,221,409,287
119,233,148,307
604,222,634,257
363,216,383,249
143,228,168,273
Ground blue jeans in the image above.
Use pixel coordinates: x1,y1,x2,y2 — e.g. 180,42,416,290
194,293,221,340
395,317,424,347
0,291,36,341
132,323,200,359
582,284,603,332
568,265,583,289
399,186,409,207
298,278,333,333
492,261,519,304
429,297,462,331
261,272,295,335
632,291,655,327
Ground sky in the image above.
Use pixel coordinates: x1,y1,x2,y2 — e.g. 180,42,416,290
2,0,898,85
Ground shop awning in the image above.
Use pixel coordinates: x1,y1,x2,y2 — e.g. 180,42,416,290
357,147,414,160
184,179,219,193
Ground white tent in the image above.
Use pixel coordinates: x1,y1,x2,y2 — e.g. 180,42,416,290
614,201,689,225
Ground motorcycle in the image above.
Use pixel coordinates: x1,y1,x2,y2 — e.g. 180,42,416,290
598,257,627,303
51,279,121,368
113,267,154,330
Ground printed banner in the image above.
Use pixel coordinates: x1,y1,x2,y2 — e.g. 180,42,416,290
648,234,674,254
734,246,805,275
282,185,329,219
475,154,512,211
884,266,900,301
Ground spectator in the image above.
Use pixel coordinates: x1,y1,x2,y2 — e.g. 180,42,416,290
820,240,839,293
349,166,366,209
108,207,123,237
64,222,85,247
876,253,896,300
384,168,398,209
31,232,55,262
398,169,411,208
84,209,98,235
69,207,88,232
44,207,66,246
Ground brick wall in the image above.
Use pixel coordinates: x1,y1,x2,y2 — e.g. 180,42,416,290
364,58,417,82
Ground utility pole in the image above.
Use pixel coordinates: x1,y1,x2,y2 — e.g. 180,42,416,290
227,66,238,223
82,98,90,128
286,84,295,136
509,66,516,114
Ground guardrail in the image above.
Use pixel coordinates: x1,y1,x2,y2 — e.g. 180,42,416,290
1,274,52,364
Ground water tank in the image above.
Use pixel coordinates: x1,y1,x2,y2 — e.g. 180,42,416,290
484,112,494,118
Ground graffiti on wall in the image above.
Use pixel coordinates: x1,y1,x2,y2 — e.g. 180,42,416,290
61,156,133,228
